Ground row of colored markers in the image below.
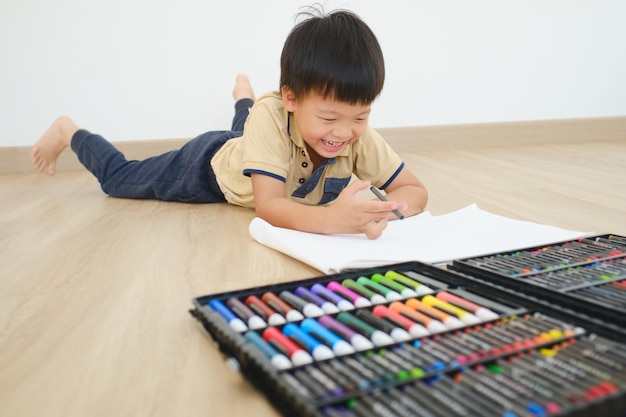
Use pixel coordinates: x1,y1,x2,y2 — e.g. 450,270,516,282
208,270,498,333
458,237,625,278
321,333,626,417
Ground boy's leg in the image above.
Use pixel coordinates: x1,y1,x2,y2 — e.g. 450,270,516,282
31,116,80,176
231,99,254,132
71,129,235,203
32,116,231,203
230,74,255,132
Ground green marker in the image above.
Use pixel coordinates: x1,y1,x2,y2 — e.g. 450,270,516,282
337,312,395,347
385,270,434,295
342,279,387,304
371,273,418,298
356,276,403,302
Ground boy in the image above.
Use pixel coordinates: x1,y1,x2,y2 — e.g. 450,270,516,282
32,8,428,240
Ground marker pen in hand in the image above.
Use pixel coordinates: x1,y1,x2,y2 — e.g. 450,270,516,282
369,186,404,220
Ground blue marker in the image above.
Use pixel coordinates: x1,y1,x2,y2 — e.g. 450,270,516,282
311,283,355,311
300,318,356,356
244,331,292,370
283,323,335,361
209,299,247,332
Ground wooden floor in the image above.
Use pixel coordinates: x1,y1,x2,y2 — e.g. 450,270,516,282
1,138,625,417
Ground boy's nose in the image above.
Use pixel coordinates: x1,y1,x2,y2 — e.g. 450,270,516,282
332,125,353,141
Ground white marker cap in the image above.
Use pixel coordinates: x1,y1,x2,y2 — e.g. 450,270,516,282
285,310,305,322
337,300,355,311
290,350,314,366
475,308,500,321
408,324,431,338
312,345,335,361
271,354,293,370
350,334,375,351
426,321,448,334
321,302,341,314
353,298,372,308
443,317,464,330
248,316,267,330
390,328,412,342
370,331,395,347
229,318,248,332
384,291,403,302
267,314,286,326
370,294,388,304
459,313,481,325
331,340,356,356
400,288,419,298
302,304,325,317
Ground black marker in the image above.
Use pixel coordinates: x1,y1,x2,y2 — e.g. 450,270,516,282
369,186,404,220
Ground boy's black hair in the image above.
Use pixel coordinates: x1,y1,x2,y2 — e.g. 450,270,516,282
280,7,385,104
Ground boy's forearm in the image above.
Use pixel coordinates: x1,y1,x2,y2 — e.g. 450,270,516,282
255,198,337,235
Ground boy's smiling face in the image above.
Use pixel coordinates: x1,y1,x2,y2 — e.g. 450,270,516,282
282,88,371,161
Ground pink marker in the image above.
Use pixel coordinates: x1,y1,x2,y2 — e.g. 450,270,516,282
327,281,372,308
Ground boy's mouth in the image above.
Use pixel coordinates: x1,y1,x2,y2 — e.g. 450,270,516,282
321,139,346,151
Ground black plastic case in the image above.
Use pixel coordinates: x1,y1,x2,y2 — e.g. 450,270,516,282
449,234,626,328
190,260,626,417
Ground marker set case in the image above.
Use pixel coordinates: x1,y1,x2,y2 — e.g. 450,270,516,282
449,234,626,328
190,258,626,417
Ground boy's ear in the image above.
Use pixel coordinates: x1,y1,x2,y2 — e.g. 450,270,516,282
281,86,297,112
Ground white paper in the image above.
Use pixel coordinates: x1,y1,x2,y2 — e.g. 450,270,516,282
248,204,590,274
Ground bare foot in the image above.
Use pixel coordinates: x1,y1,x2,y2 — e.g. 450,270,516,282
31,116,79,176
232,73,256,102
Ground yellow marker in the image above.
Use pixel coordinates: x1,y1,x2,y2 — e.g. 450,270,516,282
420,295,481,325
539,347,557,357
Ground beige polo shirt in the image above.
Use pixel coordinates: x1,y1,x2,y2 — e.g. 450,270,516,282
211,91,404,208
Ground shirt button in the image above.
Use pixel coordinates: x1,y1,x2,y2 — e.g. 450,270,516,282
301,150,306,156
301,162,308,168
298,178,305,184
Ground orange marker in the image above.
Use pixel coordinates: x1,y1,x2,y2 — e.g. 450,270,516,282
389,301,448,333
405,298,464,329
261,291,304,322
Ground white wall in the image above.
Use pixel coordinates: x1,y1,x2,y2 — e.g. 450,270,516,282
1,0,625,147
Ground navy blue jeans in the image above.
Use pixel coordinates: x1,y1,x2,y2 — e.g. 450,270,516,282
71,99,253,203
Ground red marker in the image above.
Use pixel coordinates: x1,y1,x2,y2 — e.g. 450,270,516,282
372,304,430,338
245,295,286,326
262,327,313,366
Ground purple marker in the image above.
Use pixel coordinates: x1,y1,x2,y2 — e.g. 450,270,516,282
311,283,355,311
295,286,340,314
318,315,374,351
